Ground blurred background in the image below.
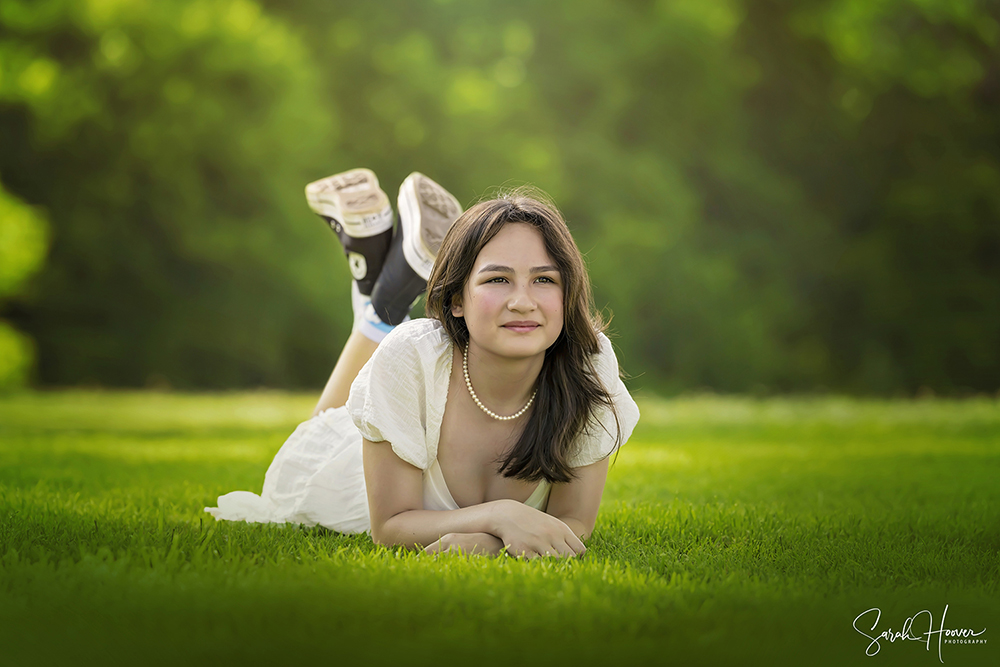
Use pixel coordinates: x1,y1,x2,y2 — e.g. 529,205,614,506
0,0,997,396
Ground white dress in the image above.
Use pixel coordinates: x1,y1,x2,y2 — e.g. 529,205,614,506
205,318,640,533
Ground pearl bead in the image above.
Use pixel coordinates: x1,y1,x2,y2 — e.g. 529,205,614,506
463,344,536,421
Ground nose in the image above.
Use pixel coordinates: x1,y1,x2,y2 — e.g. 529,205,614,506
507,282,537,312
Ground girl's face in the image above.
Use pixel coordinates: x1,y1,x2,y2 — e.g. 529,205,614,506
452,223,564,363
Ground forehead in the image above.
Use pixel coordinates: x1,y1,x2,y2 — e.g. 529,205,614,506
473,223,554,267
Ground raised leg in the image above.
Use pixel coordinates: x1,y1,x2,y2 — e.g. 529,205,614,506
305,170,463,416
312,330,380,415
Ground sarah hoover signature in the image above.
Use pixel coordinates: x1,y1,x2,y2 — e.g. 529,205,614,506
853,604,987,663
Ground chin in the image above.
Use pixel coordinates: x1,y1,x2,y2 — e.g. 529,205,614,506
501,336,556,358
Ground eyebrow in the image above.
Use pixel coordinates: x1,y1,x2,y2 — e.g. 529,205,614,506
477,263,560,274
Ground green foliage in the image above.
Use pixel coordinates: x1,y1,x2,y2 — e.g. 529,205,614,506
742,0,1000,392
0,0,342,388
1,391,997,665
0,182,47,298
0,321,33,389
1,0,998,392
0,182,47,388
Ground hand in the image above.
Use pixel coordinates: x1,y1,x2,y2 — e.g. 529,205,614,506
492,500,587,560
423,532,505,556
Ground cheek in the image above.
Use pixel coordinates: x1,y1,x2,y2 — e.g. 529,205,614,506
467,291,506,318
543,290,564,316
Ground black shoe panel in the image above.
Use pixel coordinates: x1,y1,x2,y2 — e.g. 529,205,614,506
320,216,392,296
370,226,427,325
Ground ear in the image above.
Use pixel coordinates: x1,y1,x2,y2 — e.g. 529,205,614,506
450,295,464,318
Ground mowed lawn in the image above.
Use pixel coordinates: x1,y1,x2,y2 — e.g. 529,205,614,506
0,391,997,667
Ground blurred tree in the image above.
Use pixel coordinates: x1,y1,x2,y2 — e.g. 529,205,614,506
0,181,47,389
1,0,997,393
742,0,1000,392
0,0,344,388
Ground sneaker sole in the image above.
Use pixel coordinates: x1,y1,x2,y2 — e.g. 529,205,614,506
397,172,462,280
305,168,394,238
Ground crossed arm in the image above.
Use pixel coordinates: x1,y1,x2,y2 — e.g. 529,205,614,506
362,438,610,559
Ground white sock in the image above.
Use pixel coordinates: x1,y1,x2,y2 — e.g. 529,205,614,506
358,303,409,343
350,281,370,332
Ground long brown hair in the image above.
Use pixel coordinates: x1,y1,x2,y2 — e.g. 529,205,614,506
425,187,622,483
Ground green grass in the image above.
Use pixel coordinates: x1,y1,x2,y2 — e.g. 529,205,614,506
1,391,997,666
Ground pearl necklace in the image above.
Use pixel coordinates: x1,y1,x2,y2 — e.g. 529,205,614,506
463,344,537,421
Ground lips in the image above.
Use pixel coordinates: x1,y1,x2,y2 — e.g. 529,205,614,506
502,321,541,332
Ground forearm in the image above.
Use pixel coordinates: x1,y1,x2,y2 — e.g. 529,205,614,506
374,500,514,549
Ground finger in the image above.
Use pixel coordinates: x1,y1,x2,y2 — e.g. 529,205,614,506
548,540,575,558
563,538,586,558
505,543,528,559
554,538,581,558
515,544,545,560
533,541,567,559
566,532,587,555
534,540,562,559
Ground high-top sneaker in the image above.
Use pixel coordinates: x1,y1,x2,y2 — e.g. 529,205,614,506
370,173,463,325
305,168,394,296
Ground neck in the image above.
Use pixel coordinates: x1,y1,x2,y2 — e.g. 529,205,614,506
463,342,543,413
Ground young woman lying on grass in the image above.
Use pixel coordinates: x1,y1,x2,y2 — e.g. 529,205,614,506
206,170,640,558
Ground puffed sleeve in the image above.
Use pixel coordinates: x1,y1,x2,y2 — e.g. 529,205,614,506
347,321,434,470
568,333,641,468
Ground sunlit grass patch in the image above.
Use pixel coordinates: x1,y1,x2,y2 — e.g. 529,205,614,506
1,391,997,667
